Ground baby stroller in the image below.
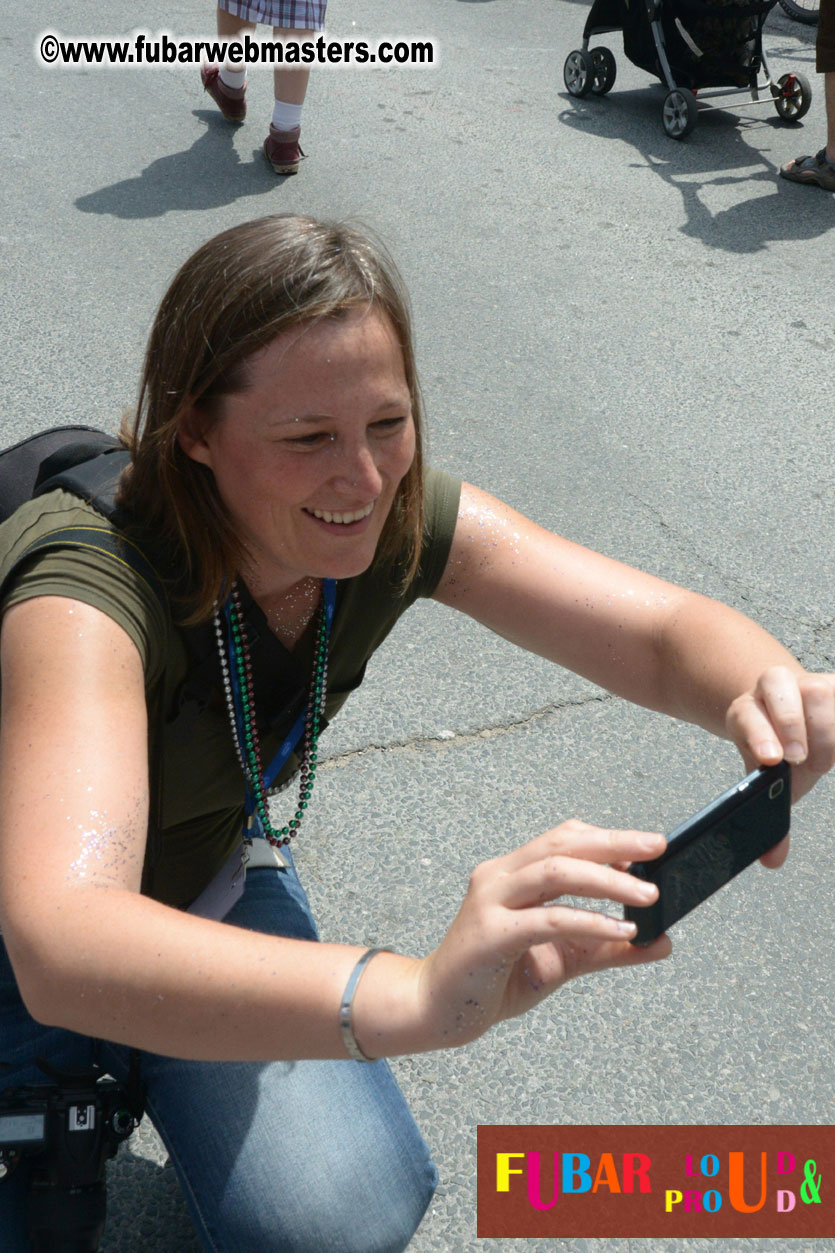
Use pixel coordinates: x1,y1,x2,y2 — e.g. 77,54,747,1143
564,0,812,137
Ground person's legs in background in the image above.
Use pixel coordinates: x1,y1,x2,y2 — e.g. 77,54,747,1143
780,0,835,188
263,29,315,174
201,7,255,122
201,5,325,174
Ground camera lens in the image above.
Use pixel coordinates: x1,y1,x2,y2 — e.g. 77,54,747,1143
111,1109,133,1137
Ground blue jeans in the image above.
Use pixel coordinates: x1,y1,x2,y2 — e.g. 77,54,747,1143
0,852,437,1251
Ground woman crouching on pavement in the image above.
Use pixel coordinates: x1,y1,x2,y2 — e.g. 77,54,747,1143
0,214,832,1252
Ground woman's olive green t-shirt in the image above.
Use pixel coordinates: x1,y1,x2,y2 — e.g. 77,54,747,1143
0,470,462,908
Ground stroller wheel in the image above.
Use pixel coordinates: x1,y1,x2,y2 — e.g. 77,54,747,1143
564,49,595,97
591,47,617,95
662,88,698,139
773,72,813,122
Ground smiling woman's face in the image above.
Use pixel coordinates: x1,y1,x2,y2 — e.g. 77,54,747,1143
178,307,417,595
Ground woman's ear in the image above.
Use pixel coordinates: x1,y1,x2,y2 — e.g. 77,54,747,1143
177,405,214,468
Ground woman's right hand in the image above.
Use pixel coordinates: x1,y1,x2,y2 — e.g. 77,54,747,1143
411,822,671,1050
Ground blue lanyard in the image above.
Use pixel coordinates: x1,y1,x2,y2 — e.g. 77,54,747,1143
223,578,337,819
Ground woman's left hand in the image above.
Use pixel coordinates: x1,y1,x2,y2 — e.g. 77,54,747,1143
725,665,835,865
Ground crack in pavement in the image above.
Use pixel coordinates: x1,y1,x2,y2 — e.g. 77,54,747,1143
623,491,835,641
623,490,763,598
320,691,616,768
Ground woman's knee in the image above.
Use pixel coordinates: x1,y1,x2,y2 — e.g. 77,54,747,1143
145,1056,436,1253
210,1138,436,1253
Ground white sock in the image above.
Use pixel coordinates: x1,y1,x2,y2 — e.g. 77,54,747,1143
272,100,303,132
220,67,247,91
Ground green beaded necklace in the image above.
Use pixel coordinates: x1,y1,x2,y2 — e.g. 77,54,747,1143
219,582,332,850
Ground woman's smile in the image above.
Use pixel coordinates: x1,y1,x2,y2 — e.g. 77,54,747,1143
304,500,377,527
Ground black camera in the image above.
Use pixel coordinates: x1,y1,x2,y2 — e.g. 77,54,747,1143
0,1058,144,1252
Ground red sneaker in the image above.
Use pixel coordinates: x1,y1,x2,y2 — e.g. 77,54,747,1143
201,65,247,123
264,125,305,175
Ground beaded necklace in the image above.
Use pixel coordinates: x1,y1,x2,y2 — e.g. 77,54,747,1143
213,579,336,851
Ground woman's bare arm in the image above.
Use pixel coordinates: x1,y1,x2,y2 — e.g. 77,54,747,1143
434,484,835,806
0,597,670,1062
0,596,383,1059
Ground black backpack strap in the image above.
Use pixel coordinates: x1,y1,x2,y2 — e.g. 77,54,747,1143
15,524,169,618
23,442,169,617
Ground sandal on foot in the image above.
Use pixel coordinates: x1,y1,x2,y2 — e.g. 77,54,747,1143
780,149,835,191
264,125,305,175
201,64,247,123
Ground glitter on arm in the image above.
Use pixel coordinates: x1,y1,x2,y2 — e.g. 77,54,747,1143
65,799,145,888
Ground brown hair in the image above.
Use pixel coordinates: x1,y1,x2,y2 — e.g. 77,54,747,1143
118,214,425,624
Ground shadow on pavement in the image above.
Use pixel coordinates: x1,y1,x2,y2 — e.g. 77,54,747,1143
74,112,293,219
559,76,834,252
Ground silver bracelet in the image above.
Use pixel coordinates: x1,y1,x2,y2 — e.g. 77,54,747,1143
339,947,392,1063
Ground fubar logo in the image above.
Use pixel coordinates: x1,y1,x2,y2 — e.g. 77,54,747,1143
477,1125,831,1238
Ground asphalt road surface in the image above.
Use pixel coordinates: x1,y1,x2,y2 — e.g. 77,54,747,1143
2,0,832,1249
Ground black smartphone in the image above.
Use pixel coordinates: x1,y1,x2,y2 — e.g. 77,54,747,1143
625,760,791,945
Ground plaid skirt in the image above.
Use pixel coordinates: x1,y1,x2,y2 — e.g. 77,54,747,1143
219,0,327,28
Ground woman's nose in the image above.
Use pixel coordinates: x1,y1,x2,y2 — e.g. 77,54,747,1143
330,442,383,496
